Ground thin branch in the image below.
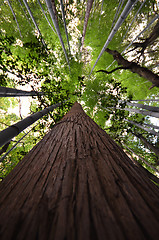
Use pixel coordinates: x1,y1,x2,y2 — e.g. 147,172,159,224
96,66,129,74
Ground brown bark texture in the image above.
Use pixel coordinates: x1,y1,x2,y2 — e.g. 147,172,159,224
0,102,159,240
105,48,159,89
81,0,94,49
133,19,159,54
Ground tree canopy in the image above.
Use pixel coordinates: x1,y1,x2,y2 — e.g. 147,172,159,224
0,0,159,178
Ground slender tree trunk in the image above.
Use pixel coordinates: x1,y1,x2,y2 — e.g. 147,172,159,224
18,0,32,26
60,0,71,54
37,0,56,33
130,99,159,102
143,122,159,130
45,0,70,69
51,0,59,25
7,0,22,38
115,106,159,118
133,132,159,157
126,119,159,137
0,86,44,97
126,101,159,112
133,19,159,54
0,101,64,148
0,102,159,240
105,48,159,89
22,0,46,47
122,142,159,175
81,0,94,50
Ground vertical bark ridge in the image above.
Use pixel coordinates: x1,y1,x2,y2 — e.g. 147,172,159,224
0,102,159,240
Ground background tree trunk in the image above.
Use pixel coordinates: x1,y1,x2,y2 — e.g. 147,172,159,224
81,0,94,50
115,106,159,118
133,132,159,157
0,86,44,97
126,101,159,112
126,119,159,137
0,103,159,240
133,19,159,54
105,48,159,89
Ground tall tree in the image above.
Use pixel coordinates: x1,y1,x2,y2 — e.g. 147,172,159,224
0,101,64,148
133,131,159,157
0,86,44,97
103,48,159,89
126,101,159,112
127,119,159,137
113,105,159,118
81,0,94,51
0,102,159,240
132,19,159,56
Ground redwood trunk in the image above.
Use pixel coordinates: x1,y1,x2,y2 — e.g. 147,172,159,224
0,103,159,240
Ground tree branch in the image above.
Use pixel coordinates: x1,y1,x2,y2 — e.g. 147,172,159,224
96,66,129,74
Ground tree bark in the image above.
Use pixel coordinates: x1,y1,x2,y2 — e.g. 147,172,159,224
133,19,159,54
105,48,159,89
126,101,159,112
126,119,159,137
0,86,44,97
51,0,59,25
122,142,159,175
133,132,159,157
0,101,64,148
46,0,70,69
115,106,159,118
142,122,159,130
81,0,94,50
0,102,159,240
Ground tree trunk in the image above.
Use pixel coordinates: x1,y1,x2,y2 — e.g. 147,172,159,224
126,101,159,112
133,132,159,157
105,48,159,89
126,119,159,137
37,0,56,33
0,86,44,97
51,0,59,25
7,0,22,38
115,106,159,118
0,102,159,240
0,101,64,148
130,99,159,102
142,122,159,130
122,142,159,175
81,0,94,50
22,0,46,47
45,0,70,69
60,0,71,54
133,19,159,54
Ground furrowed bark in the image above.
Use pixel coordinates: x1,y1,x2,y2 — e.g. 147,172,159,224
105,48,159,88
0,103,159,240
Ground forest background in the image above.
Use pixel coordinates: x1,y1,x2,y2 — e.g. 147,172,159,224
0,0,159,179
